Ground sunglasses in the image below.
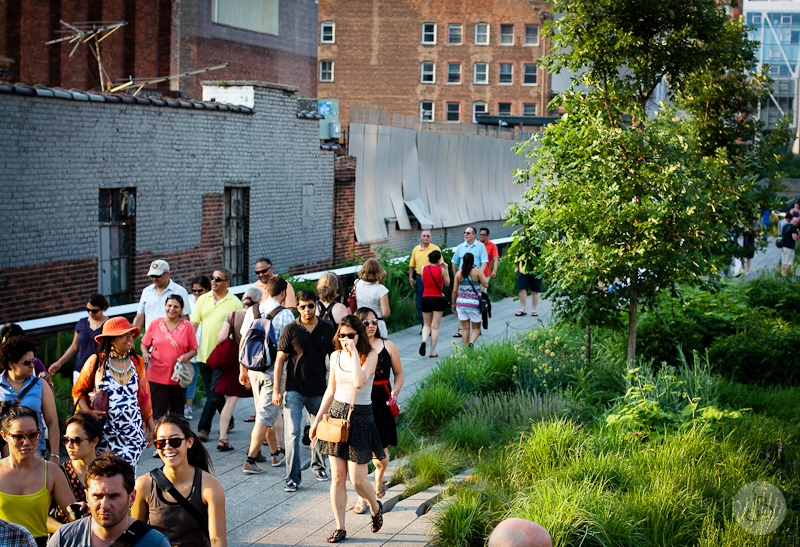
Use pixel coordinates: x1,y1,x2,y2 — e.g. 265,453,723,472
149,273,165,279
154,437,186,450
20,359,35,366
86,307,102,314
362,319,379,326
255,267,272,275
211,276,228,283
337,332,357,339
61,435,89,446
6,431,41,444
192,289,204,294
298,303,316,310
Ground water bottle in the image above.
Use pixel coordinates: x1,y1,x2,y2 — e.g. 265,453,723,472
171,360,183,383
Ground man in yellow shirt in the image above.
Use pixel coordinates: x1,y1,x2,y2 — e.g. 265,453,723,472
408,230,441,330
191,267,243,441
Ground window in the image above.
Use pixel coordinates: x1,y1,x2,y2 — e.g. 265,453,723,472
523,103,537,116
475,22,489,45
319,60,333,82
474,62,488,84
523,64,538,85
422,22,436,44
525,25,539,46
420,100,434,122
770,48,782,60
212,0,279,35
98,188,134,305
320,21,335,43
473,101,487,123
782,31,792,43
752,14,762,25
499,63,513,84
448,24,462,44
770,65,780,76
500,24,514,45
782,14,792,25
498,102,512,116
223,187,249,286
446,102,460,122
421,61,436,83
447,63,461,84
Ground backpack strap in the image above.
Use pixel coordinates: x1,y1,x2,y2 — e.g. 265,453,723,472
266,305,285,321
150,468,209,538
317,301,333,322
252,303,260,320
110,519,159,547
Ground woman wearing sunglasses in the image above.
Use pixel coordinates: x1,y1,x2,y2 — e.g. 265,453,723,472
133,415,226,547
50,413,103,524
0,403,78,546
72,317,154,474
310,315,384,543
351,308,404,515
0,336,59,463
48,294,109,384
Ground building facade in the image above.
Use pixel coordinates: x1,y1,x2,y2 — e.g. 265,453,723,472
317,0,552,129
1,0,318,100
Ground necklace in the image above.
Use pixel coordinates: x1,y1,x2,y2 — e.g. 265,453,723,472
106,355,134,385
109,345,131,360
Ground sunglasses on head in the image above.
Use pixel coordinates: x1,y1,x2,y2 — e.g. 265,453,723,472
154,437,186,450
337,332,357,339
86,307,102,314
211,277,228,283
298,303,316,311
255,267,272,275
362,319,379,326
6,431,41,444
61,435,89,446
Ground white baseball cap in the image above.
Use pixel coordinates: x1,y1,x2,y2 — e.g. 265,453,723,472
147,260,170,276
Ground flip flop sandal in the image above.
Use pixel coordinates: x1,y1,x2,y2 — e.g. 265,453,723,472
531,312,539,316
429,353,438,358
515,311,526,316
371,501,384,533
217,440,234,452
328,529,347,543
353,499,368,514
453,332,462,338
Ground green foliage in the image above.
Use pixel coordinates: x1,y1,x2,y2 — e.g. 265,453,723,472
744,275,800,316
52,373,75,431
486,256,519,302
512,325,587,394
426,341,518,396
429,487,493,547
778,153,800,179
708,325,800,385
394,443,466,497
406,383,466,434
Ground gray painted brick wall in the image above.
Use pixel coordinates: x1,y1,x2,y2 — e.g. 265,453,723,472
0,83,335,276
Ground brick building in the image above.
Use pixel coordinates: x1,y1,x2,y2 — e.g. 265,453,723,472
1,0,317,100
0,80,336,324
317,0,552,129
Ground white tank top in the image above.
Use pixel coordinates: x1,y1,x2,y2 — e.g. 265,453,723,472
332,351,374,406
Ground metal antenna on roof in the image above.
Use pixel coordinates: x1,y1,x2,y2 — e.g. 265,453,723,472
109,63,231,95
45,20,128,92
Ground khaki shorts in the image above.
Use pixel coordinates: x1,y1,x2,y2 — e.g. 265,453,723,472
782,247,795,266
248,369,280,427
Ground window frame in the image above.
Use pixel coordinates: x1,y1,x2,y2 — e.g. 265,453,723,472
522,103,537,116
445,101,461,122
422,22,437,45
421,61,436,83
420,100,435,122
523,63,538,85
472,101,487,123
319,60,334,82
782,14,792,25
447,62,462,84
473,62,488,84
497,102,513,116
498,62,513,84
524,24,539,46
474,22,489,45
320,21,335,43
448,23,463,45
499,24,514,45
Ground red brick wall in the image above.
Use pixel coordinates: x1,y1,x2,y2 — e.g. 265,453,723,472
332,155,374,264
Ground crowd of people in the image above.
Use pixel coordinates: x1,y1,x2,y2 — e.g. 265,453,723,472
0,226,549,545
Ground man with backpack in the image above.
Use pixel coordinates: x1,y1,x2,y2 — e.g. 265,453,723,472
272,290,335,492
239,276,295,475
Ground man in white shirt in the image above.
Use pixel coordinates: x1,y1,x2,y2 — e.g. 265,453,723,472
132,260,192,336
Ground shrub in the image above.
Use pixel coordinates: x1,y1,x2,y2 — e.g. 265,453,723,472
406,383,466,434
426,341,517,396
512,325,587,394
707,326,800,385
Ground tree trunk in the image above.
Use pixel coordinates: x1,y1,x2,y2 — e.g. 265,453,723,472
627,270,639,365
584,325,591,365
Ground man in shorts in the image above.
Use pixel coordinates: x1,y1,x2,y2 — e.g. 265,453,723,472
515,261,542,317
781,216,799,277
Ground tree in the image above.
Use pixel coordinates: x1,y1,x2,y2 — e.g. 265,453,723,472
507,0,791,363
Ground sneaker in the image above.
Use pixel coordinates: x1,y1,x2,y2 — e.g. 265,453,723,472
284,480,298,492
314,468,329,482
243,461,264,475
184,405,193,420
271,452,286,467
253,452,267,463
197,430,209,442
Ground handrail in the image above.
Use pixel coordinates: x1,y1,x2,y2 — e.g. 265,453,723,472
16,236,513,332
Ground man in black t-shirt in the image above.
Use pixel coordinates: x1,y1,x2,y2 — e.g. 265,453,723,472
272,290,335,492
782,217,799,277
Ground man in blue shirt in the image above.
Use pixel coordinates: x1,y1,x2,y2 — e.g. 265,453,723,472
451,227,488,338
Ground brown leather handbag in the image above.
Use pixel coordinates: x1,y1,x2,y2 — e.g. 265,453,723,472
316,382,357,444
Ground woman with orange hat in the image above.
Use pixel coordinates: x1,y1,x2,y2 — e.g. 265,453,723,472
72,317,154,473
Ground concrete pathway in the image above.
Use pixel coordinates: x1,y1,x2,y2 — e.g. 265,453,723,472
139,238,785,546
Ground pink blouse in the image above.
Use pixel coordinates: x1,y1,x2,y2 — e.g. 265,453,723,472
141,318,198,385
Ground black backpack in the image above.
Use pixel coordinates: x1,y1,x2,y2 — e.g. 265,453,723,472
317,301,336,326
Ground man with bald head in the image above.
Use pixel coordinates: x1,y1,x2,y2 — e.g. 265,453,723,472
488,518,552,547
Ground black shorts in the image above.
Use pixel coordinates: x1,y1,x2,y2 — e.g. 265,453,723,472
421,296,448,312
517,273,542,293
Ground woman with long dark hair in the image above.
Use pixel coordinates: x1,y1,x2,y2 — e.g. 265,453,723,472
451,252,489,348
419,249,450,358
72,317,154,473
50,412,103,523
0,403,77,545
132,415,226,547
351,307,404,514
310,315,384,543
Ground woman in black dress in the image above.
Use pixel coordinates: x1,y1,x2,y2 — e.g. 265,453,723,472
351,307,404,514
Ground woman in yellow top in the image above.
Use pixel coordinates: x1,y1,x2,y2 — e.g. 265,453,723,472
0,403,78,546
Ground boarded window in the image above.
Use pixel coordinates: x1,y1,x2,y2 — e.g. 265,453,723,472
213,0,279,35
224,187,249,286
98,189,134,305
